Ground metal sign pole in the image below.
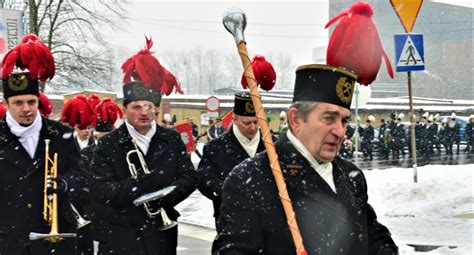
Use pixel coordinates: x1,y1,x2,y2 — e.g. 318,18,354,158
407,71,418,183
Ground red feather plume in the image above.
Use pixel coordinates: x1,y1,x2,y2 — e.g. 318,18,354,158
0,101,6,119
325,1,393,85
38,93,52,117
1,34,55,82
87,94,101,110
95,98,123,124
161,68,183,95
121,36,183,95
241,55,276,91
61,95,95,129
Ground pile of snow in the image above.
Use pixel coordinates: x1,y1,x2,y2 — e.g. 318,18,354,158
366,164,473,254
177,164,473,254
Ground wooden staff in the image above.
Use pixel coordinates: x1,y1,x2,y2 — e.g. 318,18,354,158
223,8,307,255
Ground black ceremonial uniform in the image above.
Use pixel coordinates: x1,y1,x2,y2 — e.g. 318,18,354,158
0,117,86,255
391,123,406,159
361,124,374,161
198,126,265,219
213,135,397,255
91,124,199,255
445,122,459,155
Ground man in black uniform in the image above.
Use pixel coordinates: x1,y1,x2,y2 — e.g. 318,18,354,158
0,48,86,254
75,125,94,151
391,114,406,159
213,64,398,255
198,92,265,222
91,81,199,254
378,118,389,159
78,98,123,255
445,114,461,156
361,115,375,161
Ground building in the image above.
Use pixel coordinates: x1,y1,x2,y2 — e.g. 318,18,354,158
328,0,473,100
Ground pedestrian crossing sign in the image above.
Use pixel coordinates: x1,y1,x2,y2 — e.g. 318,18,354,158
394,34,425,72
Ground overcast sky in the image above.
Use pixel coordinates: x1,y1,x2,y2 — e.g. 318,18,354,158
110,0,472,67
111,1,329,65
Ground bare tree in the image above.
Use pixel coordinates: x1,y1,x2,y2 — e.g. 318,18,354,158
204,49,224,94
192,46,205,94
268,52,296,90
25,0,129,91
224,53,242,89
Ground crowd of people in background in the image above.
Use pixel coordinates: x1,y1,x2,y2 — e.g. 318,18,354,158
338,112,474,162
1,28,471,255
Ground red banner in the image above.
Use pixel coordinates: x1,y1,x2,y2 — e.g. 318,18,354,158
220,109,234,130
175,120,195,153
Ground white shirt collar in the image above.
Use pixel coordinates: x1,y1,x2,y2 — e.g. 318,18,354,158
286,130,336,193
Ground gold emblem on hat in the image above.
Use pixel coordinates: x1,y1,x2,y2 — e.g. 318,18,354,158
245,101,255,114
336,77,354,105
7,74,28,92
132,86,148,98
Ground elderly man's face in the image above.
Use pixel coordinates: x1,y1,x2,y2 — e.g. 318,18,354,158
6,94,39,126
234,115,258,140
289,102,351,163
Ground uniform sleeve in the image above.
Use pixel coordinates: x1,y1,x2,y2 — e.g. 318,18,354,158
366,203,399,255
90,138,142,206
158,132,199,208
197,143,224,201
212,164,264,254
342,159,398,255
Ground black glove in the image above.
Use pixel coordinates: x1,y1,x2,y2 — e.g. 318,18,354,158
46,176,69,197
137,171,161,191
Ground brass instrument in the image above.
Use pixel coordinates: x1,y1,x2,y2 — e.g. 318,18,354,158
29,139,76,242
127,139,177,230
70,203,91,229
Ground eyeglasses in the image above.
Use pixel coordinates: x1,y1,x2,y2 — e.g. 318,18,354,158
239,120,258,126
129,103,154,112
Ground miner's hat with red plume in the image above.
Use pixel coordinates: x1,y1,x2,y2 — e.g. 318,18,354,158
94,98,123,132
121,36,183,106
87,94,101,110
1,34,55,99
61,95,95,130
292,2,391,109
234,92,255,117
293,64,357,110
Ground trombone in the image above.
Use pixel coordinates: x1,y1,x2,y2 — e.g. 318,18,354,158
127,139,177,230
29,139,76,242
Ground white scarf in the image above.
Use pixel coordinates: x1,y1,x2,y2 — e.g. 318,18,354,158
287,130,336,193
75,135,89,150
233,124,261,158
6,111,42,159
125,120,156,155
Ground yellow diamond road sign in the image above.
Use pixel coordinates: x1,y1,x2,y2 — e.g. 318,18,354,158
390,0,424,33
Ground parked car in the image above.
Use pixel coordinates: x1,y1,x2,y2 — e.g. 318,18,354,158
439,116,468,142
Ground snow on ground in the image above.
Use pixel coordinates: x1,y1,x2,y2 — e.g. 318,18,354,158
177,163,473,254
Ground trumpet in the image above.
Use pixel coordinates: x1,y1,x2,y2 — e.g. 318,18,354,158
127,139,177,230
29,139,76,242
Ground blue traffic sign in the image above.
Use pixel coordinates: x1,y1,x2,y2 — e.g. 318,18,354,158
394,34,425,72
